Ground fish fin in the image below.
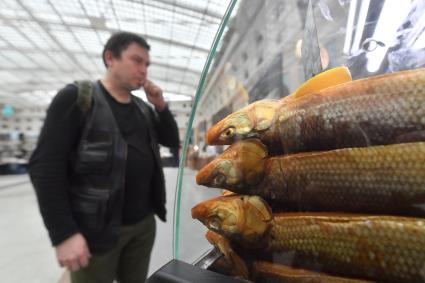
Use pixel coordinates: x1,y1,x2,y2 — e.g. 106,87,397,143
254,103,278,131
245,196,273,222
394,131,425,143
291,66,352,99
344,123,372,147
256,119,273,131
241,139,269,158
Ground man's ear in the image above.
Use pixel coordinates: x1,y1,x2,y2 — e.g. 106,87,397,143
104,50,114,68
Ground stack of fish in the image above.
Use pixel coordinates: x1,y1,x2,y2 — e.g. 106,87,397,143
191,67,425,283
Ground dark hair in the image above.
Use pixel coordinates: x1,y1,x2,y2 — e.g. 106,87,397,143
102,32,150,67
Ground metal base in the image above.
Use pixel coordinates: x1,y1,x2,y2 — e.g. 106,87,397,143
146,258,245,283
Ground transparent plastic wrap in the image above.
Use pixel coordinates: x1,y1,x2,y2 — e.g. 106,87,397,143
175,0,425,282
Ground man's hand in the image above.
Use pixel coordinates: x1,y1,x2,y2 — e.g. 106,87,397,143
56,233,91,272
144,79,166,111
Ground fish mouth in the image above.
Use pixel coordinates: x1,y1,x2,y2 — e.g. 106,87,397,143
206,122,230,145
191,197,228,227
196,159,232,187
191,195,233,219
196,161,215,185
191,201,210,221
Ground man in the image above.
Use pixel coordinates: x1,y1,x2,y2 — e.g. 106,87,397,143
29,32,180,282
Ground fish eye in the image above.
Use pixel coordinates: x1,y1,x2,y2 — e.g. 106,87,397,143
208,218,221,230
214,174,225,185
221,127,235,138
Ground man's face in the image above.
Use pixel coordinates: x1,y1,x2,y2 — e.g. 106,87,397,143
106,42,150,91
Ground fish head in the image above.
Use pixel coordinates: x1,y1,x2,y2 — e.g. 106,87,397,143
206,100,279,145
196,139,268,192
206,110,253,145
192,195,273,245
205,230,250,279
196,158,238,188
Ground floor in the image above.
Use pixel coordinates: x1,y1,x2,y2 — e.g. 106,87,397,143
0,168,215,283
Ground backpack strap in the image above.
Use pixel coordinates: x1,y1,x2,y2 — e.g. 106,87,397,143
74,80,93,113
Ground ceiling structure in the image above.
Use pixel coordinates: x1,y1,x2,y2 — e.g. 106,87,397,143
0,0,234,108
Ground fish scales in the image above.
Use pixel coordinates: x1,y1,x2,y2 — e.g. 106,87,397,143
262,142,425,214
269,214,425,282
278,69,425,154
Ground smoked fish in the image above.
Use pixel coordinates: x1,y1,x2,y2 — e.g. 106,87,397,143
196,139,425,216
206,68,425,154
192,195,425,282
206,230,374,282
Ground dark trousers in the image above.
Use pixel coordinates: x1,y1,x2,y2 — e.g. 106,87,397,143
71,214,156,283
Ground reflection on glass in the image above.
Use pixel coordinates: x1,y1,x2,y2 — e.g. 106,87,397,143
175,0,425,282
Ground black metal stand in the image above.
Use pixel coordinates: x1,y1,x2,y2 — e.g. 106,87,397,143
146,259,245,283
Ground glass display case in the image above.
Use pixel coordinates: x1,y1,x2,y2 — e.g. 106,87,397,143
172,0,425,282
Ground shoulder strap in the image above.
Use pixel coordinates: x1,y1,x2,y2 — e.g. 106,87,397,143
74,80,93,113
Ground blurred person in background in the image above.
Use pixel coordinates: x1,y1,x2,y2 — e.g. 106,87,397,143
29,31,179,283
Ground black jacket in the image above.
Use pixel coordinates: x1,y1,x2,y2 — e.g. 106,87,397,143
29,81,179,252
